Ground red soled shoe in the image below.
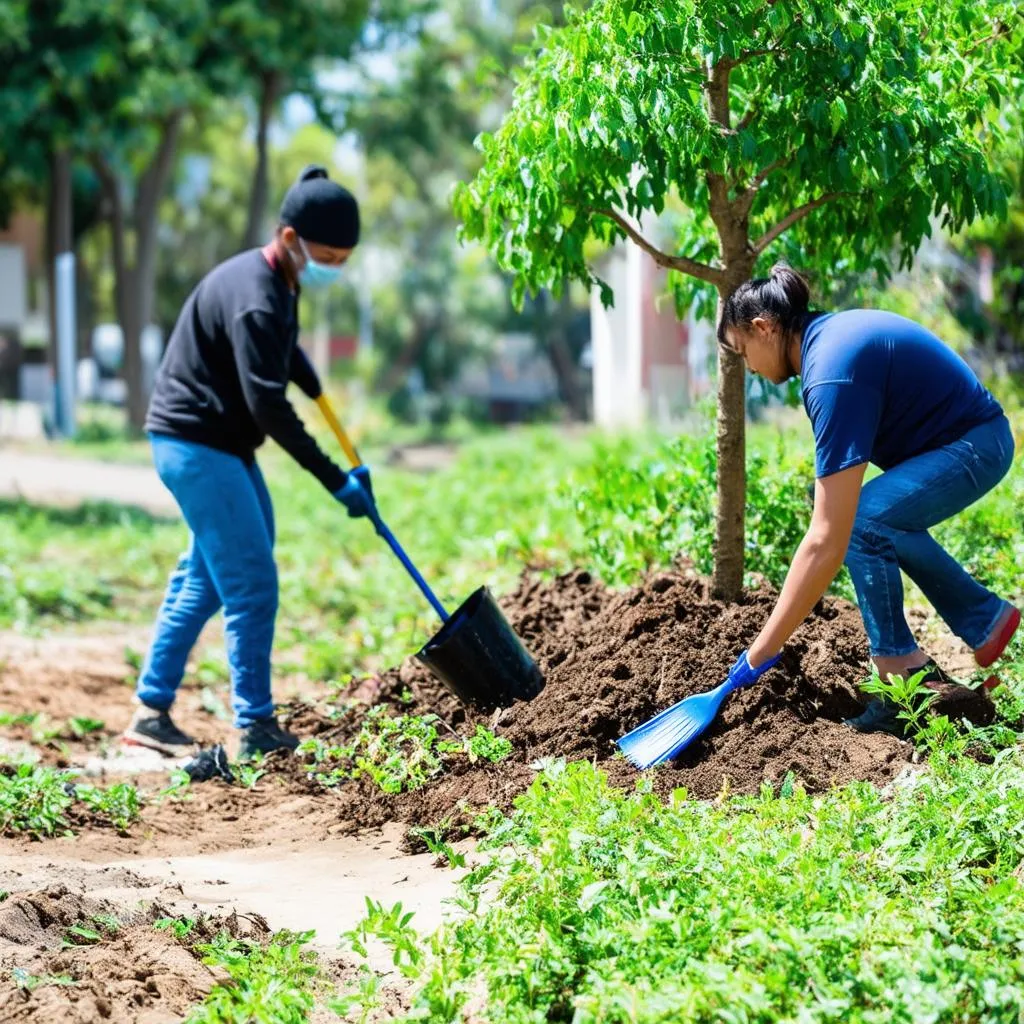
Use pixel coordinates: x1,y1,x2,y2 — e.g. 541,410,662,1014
975,606,1020,669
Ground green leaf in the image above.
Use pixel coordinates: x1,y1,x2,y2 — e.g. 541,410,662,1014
578,880,612,912
830,97,848,135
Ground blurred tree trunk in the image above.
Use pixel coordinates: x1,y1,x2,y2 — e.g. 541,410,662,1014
243,71,281,251
542,287,586,420
377,311,440,393
94,112,183,433
45,148,73,374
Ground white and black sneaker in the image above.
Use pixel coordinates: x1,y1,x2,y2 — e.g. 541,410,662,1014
123,704,197,757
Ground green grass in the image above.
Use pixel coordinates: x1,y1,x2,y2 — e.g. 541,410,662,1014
0,764,142,837
338,739,1024,1022
0,426,591,677
11,967,76,991
184,930,320,1024
300,709,511,794
4,413,1020,678
567,416,1024,605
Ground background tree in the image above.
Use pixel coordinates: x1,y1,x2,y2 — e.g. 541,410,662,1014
0,0,242,430
951,104,1024,363
455,0,1022,598
345,0,582,411
217,0,425,251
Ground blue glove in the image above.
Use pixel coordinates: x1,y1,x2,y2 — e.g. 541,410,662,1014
350,465,374,505
724,648,782,694
333,469,375,519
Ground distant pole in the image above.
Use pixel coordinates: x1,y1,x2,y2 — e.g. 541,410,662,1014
49,149,76,437
55,252,77,437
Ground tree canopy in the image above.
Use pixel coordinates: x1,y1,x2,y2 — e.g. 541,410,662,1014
455,0,1023,596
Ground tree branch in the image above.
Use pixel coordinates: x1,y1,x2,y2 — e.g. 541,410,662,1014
704,59,747,257
753,192,847,254
595,208,724,286
136,111,184,232
732,17,803,68
732,47,777,66
962,19,1016,56
750,156,791,189
734,103,760,133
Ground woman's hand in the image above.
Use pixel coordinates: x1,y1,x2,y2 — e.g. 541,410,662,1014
748,462,867,666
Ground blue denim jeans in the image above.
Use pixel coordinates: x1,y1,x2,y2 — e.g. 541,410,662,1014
844,414,1015,657
137,435,278,727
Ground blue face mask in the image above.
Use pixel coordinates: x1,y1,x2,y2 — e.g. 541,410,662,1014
297,238,343,291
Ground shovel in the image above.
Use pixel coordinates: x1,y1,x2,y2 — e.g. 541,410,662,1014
617,652,781,769
316,394,545,712
616,681,740,769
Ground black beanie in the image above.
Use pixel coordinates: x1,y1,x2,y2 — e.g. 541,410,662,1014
279,165,360,248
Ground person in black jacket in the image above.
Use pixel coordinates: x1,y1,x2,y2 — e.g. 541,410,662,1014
123,166,373,758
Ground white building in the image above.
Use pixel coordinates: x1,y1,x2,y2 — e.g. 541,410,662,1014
589,234,714,429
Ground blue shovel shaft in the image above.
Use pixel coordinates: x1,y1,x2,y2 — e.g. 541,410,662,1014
312,395,450,624
367,506,450,623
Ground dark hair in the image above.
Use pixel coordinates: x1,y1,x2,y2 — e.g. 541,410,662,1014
278,164,360,249
718,263,811,348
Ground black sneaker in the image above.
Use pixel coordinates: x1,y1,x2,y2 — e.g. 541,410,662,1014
844,697,909,738
844,660,953,738
238,716,300,759
123,705,197,756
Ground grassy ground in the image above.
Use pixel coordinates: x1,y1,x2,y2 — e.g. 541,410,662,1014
0,417,592,678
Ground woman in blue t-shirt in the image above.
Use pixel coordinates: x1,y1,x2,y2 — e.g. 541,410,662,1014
711,263,1017,736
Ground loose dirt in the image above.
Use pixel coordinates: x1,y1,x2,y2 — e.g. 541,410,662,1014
0,831,458,1022
0,877,266,1024
276,567,940,836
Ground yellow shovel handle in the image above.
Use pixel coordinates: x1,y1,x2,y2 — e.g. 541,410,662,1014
315,394,362,469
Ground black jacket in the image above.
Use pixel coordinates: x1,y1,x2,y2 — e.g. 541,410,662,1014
146,248,346,492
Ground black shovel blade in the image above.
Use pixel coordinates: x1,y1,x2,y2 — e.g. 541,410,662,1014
416,586,545,712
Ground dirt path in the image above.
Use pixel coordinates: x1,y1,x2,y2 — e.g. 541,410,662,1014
0,439,460,518
0,626,465,1020
0,627,327,767
0,828,458,1023
0,450,178,517
1,823,461,957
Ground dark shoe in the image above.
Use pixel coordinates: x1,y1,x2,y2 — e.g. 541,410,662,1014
844,698,910,738
238,716,300,759
844,661,953,738
123,704,197,756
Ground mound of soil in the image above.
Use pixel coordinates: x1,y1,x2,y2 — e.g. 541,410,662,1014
0,883,267,1024
280,567,994,836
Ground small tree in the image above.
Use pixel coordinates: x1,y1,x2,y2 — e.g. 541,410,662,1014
455,0,1021,599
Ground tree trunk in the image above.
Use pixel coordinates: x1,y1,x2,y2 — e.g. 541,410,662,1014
377,313,436,393
704,57,755,603
96,113,183,433
243,72,280,251
46,149,73,373
711,290,747,600
120,277,145,431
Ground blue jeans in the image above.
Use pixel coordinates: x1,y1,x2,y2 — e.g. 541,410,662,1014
137,435,278,727
844,415,1015,657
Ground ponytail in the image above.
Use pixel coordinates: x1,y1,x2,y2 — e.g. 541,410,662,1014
718,263,811,347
